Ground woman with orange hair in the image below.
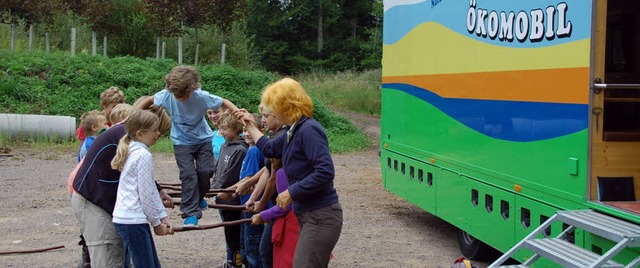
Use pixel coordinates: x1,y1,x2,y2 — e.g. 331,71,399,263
236,78,342,268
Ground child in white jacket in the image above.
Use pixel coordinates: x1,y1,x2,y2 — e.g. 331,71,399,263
111,109,173,268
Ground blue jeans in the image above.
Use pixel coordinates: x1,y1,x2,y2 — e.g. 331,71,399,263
114,223,160,268
260,222,273,268
241,212,264,268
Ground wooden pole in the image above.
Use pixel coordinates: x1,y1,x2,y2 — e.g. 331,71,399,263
70,28,76,56
45,32,50,53
162,41,166,59
92,31,97,56
221,43,226,65
103,36,108,57
0,245,64,255
173,219,251,232
172,201,246,211
195,43,200,66
10,23,16,51
178,37,183,64
28,24,34,52
156,37,160,59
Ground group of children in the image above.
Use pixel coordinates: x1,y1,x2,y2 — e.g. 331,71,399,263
72,65,301,268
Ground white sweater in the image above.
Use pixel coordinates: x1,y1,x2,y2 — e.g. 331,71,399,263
112,141,167,227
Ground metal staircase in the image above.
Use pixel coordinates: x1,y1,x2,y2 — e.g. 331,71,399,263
489,209,640,268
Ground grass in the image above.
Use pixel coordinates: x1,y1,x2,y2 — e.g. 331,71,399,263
297,69,381,116
0,132,77,154
151,136,174,154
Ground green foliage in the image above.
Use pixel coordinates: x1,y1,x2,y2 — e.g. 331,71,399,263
298,69,381,115
247,0,382,74
0,50,371,153
0,50,274,119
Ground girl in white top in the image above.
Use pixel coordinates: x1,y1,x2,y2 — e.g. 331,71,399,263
111,109,173,268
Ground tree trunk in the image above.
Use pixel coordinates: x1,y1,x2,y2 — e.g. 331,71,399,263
317,1,324,54
10,23,16,51
70,28,76,56
28,24,34,52
92,31,97,56
351,18,357,38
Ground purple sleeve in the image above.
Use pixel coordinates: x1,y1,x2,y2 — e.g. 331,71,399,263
259,204,291,222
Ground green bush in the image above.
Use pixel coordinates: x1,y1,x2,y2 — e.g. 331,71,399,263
0,50,370,153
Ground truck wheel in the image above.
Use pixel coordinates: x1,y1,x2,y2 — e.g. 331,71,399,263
456,228,500,261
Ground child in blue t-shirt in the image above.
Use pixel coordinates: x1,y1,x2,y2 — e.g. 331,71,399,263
77,110,108,162
238,116,265,268
136,65,239,227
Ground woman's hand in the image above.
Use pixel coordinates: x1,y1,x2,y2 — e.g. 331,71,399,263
233,109,255,126
276,190,292,210
251,213,265,225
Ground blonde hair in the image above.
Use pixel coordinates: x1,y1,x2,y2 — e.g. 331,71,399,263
261,78,313,125
109,103,133,124
218,111,243,135
100,86,126,107
165,66,201,97
111,109,160,171
149,106,172,134
80,110,107,136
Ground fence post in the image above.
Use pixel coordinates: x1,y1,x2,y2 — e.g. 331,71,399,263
178,37,183,64
156,37,160,59
45,32,50,53
162,41,166,59
28,24,34,52
103,36,108,57
195,43,200,65
92,31,97,56
221,43,226,65
71,28,76,56
10,23,16,51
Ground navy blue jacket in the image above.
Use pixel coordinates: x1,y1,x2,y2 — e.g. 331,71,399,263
73,124,125,215
256,116,338,213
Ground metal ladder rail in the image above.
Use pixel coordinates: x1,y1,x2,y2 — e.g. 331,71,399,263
520,225,578,266
488,214,558,267
625,255,640,268
588,238,631,268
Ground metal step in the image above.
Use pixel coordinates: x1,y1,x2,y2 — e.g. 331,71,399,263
524,238,624,268
496,265,528,268
557,210,640,247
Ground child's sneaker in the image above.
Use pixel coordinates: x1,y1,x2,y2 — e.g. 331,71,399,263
199,198,208,210
183,216,198,228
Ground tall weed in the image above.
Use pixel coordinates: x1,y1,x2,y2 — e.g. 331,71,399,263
297,69,381,115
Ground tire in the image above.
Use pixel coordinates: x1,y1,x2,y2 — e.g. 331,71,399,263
455,228,501,262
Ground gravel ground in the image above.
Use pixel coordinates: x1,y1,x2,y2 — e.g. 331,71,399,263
0,113,490,267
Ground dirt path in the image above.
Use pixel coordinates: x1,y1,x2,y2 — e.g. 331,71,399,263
0,113,489,267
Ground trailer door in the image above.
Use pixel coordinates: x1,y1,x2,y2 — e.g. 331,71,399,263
590,0,640,211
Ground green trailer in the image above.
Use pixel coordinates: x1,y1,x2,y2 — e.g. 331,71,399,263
381,1,640,267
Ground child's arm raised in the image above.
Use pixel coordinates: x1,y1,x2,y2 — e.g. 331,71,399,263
221,99,239,113
135,96,154,110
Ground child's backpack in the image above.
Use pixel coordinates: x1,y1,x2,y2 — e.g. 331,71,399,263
451,257,478,268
